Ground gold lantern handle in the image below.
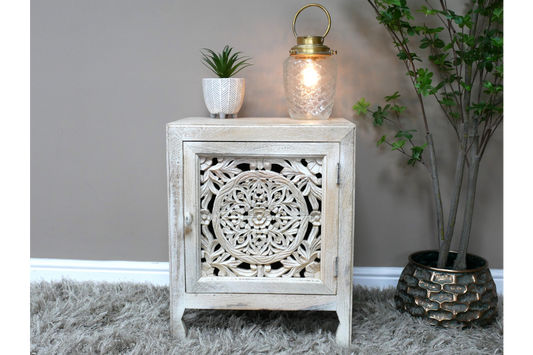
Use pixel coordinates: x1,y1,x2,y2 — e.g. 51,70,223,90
292,3,332,38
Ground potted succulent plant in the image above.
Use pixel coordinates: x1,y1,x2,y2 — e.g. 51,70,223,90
201,45,253,119
354,0,503,327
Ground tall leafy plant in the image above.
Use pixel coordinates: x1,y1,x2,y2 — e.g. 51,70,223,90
354,0,503,269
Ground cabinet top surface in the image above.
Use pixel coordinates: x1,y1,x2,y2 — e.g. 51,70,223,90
168,117,354,128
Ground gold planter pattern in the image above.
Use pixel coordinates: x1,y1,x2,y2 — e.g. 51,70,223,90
395,250,498,327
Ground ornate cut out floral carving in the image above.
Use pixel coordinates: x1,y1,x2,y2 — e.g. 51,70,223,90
200,157,323,279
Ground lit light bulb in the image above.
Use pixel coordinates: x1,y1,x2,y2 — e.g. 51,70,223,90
302,64,319,87
283,3,337,120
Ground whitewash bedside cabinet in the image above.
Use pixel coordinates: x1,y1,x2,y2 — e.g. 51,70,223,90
166,117,356,346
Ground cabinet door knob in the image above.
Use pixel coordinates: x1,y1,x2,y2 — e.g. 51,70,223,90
185,213,193,226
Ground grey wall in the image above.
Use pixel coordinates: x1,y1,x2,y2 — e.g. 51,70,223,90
31,0,503,268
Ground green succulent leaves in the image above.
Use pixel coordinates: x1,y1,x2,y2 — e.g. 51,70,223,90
201,45,253,78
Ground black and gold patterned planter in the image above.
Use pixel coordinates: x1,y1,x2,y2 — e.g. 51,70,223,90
395,250,498,327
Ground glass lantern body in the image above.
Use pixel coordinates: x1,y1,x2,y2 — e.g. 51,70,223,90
283,54,337,120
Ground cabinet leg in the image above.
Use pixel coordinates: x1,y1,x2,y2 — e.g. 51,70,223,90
336,308,352,347
171,306,188,339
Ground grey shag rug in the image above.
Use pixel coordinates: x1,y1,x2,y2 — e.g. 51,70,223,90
30,279,503,354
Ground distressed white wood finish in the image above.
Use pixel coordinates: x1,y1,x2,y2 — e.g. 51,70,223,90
183,142,339,295
167,117,356,347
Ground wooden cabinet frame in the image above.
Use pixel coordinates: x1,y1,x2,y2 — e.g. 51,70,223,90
167,117,356,346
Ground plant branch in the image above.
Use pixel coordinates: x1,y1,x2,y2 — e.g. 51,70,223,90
454,151,481,270
426,133,445,248
437,120,467,268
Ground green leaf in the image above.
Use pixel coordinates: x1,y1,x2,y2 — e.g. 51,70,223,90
417,6,438,16
383,0,402,6
491,37,503,47
468,101,489,115
407,143,427,166
450,112,461,119
420,36,446,50
397,51,409,61
494,65,503,78
353,98,371,114
457,33,476,47
395,130,417,139
391,139,406,151
434,38,445,48
438,98,456,106
482,81,493,94
373,105,390,126
429,53,452,71
414,68,435,96
377,135,387,146
452,14,473,29
421,26,444,35
385,91,401,101
491,7,503,22
390,105,406,113
442,39,455,52
460,81,472,91
396,50,422,62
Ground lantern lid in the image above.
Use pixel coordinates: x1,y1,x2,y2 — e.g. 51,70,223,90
289,36,337,56
289,4,337,56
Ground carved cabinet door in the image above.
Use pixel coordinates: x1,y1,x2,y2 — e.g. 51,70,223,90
182,141,340,295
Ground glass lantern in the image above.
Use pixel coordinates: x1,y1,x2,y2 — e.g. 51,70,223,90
284,4,337,120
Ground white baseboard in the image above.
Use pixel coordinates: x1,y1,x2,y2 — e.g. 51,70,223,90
30,258,504,295
30,259,171,286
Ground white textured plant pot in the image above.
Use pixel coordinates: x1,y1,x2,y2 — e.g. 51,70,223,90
202,78,245,119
